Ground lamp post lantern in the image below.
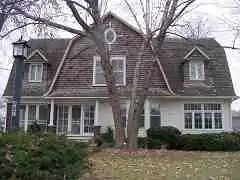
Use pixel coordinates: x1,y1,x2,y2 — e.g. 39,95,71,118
11,38,29,131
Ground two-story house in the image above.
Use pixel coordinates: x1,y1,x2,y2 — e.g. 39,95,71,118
3,12,236,139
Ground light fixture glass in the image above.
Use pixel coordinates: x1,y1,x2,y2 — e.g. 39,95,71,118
12,39,29,58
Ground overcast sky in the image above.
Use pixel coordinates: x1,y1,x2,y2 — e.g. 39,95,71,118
0,0,240,109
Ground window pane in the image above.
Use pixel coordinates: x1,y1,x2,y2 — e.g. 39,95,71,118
190,61,204,80
194,113,202,129
204,104,221,111
184,104,201,111
30,65,35,80
83,104,95,134
204,113,212,129
184,113,192,129
19,105,25,129
36,65,42,81
39,105,48,127
150,116,160,128
151,104,160,115
114,72,124,84
215,113,222,129
72,105,81,134
112,59,123,72
196,62,203,79
191,63,197,79
57,105,68,134
150,104,160,128
95,72,105,84
96,60,103,72
28,105,36,125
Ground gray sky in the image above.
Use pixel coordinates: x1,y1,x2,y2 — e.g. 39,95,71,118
0,0,240,109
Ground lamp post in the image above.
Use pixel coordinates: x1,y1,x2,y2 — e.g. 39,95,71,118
11,38,29,131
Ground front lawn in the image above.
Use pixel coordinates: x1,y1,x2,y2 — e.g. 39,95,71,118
88,149,240,180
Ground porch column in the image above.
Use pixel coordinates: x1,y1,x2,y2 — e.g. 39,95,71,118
36,104,40,123
144,99,150,130
49,100,54,126
67,105,72,134
94,100,99,126
3,100,7,132
24,104,29,132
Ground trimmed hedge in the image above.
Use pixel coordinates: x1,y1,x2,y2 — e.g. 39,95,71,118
146,126,240,151
0,133,88,179
178,133,240,151
147,126,181,149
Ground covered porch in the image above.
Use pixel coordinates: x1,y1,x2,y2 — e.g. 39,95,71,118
17,98,104,137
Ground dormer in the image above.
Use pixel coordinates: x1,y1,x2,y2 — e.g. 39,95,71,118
25,49,48,82
183,46,210,84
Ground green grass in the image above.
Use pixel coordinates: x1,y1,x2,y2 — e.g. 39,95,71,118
89,150,240,180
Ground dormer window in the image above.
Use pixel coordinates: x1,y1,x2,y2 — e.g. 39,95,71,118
189,60,204,80
29,64,43,82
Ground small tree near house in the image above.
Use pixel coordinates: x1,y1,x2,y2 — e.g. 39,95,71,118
1,0,196,148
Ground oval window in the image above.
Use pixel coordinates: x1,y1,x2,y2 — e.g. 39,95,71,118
104,28,117,44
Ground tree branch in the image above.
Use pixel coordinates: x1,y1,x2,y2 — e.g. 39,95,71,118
1,22,40,38
14,7,84,35
64,0,91,32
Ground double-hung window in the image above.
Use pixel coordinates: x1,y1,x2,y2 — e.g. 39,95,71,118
184,103,223,129
29,64,43,82
93,56,126,85
189,60,204,80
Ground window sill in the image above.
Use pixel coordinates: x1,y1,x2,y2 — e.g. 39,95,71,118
92,84,126,87
28,80,42,83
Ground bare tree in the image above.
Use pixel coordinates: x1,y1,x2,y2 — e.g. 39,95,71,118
174,17,210,39
2,0,196,148
123,0,196,148
0,0,61,38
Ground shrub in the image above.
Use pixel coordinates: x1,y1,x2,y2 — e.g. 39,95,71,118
0,133,88,180
138,137,147,148
147,126,181,149
178,133,240,151
28,121,44,134
100,127,115,147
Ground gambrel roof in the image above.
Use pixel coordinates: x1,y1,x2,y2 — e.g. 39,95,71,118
3,13,235,98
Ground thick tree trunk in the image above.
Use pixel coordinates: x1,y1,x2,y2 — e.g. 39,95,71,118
127,58,154,149
94,34,125,147
127,42,145,148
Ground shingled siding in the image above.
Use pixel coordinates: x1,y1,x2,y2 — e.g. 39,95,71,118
158,39,235,96
52,15,169,96
3,39,70,97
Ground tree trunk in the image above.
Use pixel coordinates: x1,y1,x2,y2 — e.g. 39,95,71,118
94,34,125,147
0,13,7,32
127,42,145,149
127,60,154,149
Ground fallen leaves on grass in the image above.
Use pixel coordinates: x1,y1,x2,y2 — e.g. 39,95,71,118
89,150,240,180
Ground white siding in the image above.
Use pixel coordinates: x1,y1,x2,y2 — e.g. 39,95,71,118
97,98,233,136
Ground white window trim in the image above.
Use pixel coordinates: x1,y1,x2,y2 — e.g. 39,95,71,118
92,55,126,86
189,60,204,80
184,103,223,130
28,63,43,82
